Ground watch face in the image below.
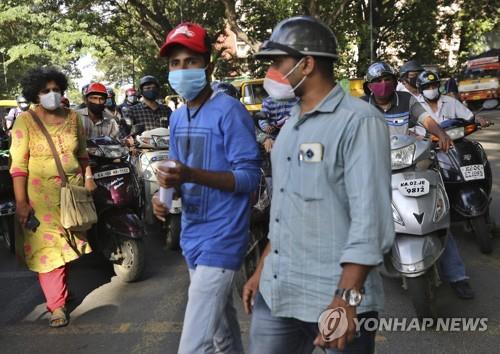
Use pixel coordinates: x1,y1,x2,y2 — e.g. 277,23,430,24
348,290,363,306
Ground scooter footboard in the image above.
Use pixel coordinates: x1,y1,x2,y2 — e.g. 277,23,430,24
99,209,145,239
450,184,490,218
390,230,447,277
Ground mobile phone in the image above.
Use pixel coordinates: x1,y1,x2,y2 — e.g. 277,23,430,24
25,213,40,232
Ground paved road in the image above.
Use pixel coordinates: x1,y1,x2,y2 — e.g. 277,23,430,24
1,109,499,354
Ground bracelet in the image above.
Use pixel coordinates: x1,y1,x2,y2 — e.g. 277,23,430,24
85,175,94,180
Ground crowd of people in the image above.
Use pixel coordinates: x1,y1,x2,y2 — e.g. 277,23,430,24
4,14,493,354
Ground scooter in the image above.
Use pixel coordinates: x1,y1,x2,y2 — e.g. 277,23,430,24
435,117,494,254
135,127,182,250
382,134,450,319
87,136,146,282
0,128,15,253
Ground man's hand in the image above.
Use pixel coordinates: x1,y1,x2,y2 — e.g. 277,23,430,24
263,125,276,134
436,131,453,152
156,160,192,189
476,115,491,128
152,193,168,222
242,272,260,315
263,138,274,153
314,297,357,351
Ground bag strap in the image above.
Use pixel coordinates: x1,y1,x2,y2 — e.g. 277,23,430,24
28,110,68,186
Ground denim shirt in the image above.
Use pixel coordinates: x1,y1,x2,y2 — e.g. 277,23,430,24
259,85,395,323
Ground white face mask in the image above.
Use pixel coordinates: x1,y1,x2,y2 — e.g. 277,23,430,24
263,58,307,100
422,88,440,101
39,91,62,111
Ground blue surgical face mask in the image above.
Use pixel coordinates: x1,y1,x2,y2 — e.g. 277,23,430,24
168,68,207,101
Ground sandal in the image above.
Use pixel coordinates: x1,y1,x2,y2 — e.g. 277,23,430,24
49,307,69,328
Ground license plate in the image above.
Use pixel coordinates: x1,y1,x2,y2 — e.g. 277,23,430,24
460,164,485,181
398,178,430,197
94,167,130,180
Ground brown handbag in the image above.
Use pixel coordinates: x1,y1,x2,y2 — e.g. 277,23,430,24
29,110,97,232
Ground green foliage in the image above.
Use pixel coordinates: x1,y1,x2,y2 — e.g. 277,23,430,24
0,0,497,100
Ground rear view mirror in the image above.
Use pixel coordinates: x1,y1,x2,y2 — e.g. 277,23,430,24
130,123,146,136
241,96,253,105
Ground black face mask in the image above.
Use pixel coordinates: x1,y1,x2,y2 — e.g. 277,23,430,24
142,88,159,101
88,102,106,115
407,77,418,88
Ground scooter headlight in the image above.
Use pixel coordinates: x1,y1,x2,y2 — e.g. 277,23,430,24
433,184,449,222
100,145,128,159
391,144,415,170
152,135,169,148
392,203,404,226
446,127,465,141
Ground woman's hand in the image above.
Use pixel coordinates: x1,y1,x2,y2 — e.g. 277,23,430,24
85,166,97,192
16,201,32,226
85,177,97,192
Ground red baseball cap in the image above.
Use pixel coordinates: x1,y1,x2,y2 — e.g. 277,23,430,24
159,22,209,57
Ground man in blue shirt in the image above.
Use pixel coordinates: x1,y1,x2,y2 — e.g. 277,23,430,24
258,96,298,152
244,16,394,354
152,22,261,354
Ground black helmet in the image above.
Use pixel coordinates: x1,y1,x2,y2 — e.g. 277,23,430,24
365,62,397,83
211,81,239,99
139,75,160,90
416,70,441,92
399,60,424,78
363,62,397,95
255,16,338,60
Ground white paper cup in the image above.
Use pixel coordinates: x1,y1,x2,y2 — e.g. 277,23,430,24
159,160,176,208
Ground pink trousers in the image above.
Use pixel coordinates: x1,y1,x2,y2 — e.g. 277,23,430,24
38,265,69,312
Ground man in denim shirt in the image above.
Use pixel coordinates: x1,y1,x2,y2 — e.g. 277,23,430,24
243,17,394,354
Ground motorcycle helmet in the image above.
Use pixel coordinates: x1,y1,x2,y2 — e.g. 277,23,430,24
125,87,138,104
211,81,239,99
85,82,108,98
416,70,441,92
399,60,424,78
363,61,397,95
255,16,338,60
139,75,160,90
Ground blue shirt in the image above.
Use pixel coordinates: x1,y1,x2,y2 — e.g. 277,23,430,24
169,92,261,271
259,85,394,322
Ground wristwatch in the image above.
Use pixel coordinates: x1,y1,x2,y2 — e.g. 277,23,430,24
335,287,365,306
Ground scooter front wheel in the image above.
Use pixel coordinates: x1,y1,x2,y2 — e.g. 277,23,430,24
113,238,145,282
470,216,493,254
406,272,437,320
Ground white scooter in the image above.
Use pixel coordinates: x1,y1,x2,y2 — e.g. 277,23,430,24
135,127,182,250
382,134,450,319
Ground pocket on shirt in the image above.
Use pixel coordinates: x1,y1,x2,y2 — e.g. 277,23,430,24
290,162,326,201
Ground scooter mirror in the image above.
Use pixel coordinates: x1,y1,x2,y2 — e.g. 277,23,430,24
482,99,498,111
130,123,146,136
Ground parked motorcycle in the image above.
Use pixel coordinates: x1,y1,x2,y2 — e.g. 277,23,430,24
382,134,450,319
135,127,182,250
87,136,145,282
435,118,494,254
0,129,15,253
